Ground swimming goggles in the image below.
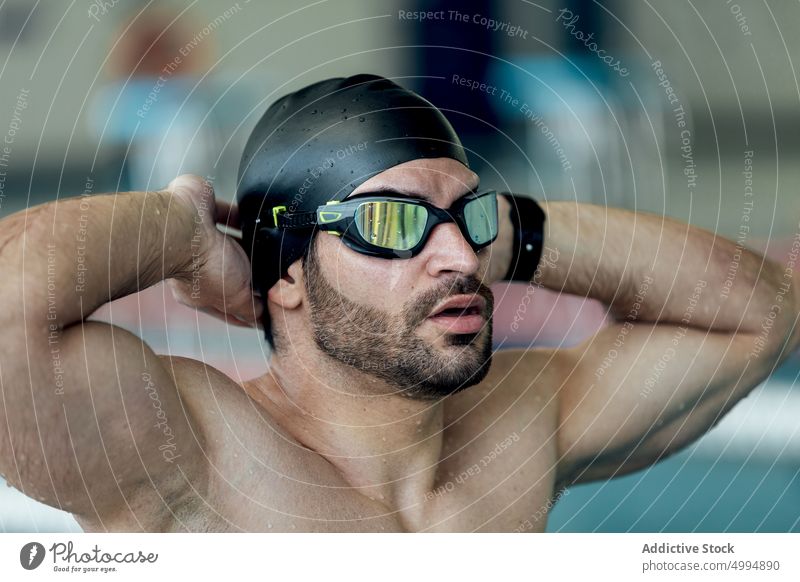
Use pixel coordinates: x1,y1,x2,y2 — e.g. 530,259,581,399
269,190,498,259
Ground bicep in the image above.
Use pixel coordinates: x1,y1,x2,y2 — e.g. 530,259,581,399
555,321,774,486
0,321,206,521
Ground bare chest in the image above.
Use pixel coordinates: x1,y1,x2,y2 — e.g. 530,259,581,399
181,383,559,531
100,352,563,532
159,426,560,533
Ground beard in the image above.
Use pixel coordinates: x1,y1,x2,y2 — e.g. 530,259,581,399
302,240,494,401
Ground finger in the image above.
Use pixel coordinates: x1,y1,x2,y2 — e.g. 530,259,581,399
167,174,210,197
222,310,258,328
215,198,241,229
195,305,257,328
224,290,264,324
168,278,192,307
221,307,262,328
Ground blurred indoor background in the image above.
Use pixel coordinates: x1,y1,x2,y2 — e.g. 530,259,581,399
0,0,797,532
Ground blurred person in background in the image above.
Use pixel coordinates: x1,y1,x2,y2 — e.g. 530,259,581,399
88,6,221,191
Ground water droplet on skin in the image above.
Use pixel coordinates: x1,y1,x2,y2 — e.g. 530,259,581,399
381,436,386,442
290,524,296,530
378,494,384,500
415,419,422,425
312,109,318,114
358,117,365,122
267,522,273,529
342,108,347,113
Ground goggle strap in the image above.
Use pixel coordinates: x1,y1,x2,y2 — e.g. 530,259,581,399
275,210,318,229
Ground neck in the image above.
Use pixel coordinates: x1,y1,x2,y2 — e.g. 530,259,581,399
245,344,444,512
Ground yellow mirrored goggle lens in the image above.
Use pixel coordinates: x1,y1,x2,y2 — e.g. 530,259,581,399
355,201,428,251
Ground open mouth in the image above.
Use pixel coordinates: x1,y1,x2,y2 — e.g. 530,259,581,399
426,298,486,334
429,305,483,318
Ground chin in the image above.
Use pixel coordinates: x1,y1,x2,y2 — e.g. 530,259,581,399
400,328,493,400
401,353,493,401
442,331,483,347
434,324,491,349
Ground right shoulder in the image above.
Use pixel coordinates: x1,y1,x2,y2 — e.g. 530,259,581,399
155,355,263,457
77,355,252,532
156,355,301,485
158,354,242,410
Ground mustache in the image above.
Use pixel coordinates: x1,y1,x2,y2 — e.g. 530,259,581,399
405,276,495,327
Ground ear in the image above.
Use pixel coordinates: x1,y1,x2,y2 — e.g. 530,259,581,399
266,258,304,309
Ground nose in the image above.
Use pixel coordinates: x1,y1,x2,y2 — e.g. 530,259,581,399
423,221,481,278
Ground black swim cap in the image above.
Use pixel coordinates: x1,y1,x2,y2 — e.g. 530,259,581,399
236,74,469,347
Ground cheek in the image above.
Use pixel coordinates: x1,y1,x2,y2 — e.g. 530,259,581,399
319,235,421,312
477,248,493,277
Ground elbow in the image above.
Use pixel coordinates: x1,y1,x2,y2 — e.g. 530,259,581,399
767,256,800,355
748,272,800,361
782,280,800,355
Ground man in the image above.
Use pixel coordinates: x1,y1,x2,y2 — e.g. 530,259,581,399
1,75,797,532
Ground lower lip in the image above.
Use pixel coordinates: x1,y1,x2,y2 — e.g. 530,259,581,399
426,312,486,334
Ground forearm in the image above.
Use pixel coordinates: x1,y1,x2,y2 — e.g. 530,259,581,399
1,190,198,336
535,201,792,335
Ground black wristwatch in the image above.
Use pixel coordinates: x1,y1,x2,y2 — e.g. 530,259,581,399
500,192,546,282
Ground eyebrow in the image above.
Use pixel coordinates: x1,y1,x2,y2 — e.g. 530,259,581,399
346,185,478,206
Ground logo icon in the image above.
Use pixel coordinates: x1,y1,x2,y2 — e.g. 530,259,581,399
20,542,45,570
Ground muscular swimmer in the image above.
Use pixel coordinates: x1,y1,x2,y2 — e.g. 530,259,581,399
1,75,797,532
